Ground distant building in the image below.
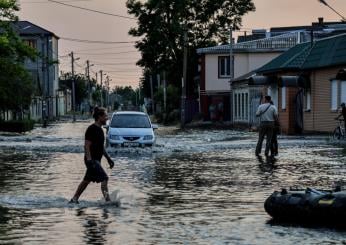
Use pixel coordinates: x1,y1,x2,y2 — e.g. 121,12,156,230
12,21,64,121
237,17,346,43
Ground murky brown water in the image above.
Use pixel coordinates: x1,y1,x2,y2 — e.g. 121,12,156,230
0,121,346,244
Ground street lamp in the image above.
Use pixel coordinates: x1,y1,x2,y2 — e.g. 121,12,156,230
318,0,346,22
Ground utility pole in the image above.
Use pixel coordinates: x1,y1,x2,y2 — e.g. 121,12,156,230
86,60,93,109
150,75,155,114
69,51,79,122
163,71,167,115
181,30,188,128
229,25,234,125
100,70,103,107
105,76,110,109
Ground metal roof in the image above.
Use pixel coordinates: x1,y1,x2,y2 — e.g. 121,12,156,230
11,21,59,39
257,33,346,74
197,31,305,54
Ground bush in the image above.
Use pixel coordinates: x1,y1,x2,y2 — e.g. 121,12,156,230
0,119,35,132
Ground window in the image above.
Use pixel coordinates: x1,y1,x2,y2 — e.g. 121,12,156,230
238,93,241,118
305,90,311,111
281,87,286,110
241,93,245,119
331,80,338,110
234,94,238,119
218,56,230,78
234,91,249,121
341,81,346,105
24,39,37,49
245,93,248,119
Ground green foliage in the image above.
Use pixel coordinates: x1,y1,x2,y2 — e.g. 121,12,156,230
154,84,180,112
59,72,89,106
126,0,255,98
112,85,137,106
0,119,35,132
0,0,38,113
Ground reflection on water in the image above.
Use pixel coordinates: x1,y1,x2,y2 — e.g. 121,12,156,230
0,121,346,244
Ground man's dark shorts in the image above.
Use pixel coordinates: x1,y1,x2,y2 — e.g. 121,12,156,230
83,160,108,183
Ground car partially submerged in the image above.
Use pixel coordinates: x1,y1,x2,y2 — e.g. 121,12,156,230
106,111,158,147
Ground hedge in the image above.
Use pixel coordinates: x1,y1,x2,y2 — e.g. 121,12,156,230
0,119,35,132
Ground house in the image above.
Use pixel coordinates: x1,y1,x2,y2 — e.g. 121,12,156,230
197,31,306,122
255,33,346,134
13,21,63,121
230,19,346,129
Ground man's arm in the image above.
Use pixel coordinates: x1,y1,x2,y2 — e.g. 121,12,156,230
256,105,262,116
85,140,92,161
103,147,114,168
103,147,111,161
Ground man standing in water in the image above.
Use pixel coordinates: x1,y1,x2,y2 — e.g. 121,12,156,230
255,95,278,157
70,107,114,204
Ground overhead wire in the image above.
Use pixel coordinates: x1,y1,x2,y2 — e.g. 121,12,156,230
60,37,136,44
75,50,138,55
47,0,137,20
21,0,92,3
73,45,136,52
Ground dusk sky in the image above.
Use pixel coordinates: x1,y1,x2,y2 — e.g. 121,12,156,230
18,0,346,88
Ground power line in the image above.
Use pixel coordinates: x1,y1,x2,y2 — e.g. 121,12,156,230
89,57,139,61
76,51,138,55
74,45,136,52
47,0,137,20
21,0,92,3
60,37,136,44
103,69,141,72
92,62,137,65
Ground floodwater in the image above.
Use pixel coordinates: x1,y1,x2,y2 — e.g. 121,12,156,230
0,120,346,244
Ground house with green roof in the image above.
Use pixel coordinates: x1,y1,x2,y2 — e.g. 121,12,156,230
254,33,346,134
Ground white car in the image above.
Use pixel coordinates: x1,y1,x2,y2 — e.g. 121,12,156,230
106,111,158,147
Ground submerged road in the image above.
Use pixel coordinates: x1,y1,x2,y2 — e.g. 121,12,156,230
0,120,345,244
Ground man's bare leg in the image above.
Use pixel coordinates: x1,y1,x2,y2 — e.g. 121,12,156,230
101,180,111,202
70,180,90,203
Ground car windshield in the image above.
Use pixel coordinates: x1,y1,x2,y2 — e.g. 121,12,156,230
110,114,151,128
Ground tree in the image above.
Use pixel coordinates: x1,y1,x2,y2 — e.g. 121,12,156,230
59,72,89,108
112,86,137,106
126,0,255,100
0,0,37,119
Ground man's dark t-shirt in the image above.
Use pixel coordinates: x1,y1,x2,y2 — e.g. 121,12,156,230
342,107,346,119
85,124,104,161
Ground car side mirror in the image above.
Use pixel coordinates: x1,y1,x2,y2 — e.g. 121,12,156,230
152,124,158,130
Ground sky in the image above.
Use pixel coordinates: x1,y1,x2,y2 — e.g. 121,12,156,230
17,0,346,89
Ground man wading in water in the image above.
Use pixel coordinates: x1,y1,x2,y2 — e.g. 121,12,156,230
69,107,114,204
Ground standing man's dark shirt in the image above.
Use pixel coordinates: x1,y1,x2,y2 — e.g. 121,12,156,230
85,124,104,161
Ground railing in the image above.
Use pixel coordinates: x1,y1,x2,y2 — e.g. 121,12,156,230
233,31,308,50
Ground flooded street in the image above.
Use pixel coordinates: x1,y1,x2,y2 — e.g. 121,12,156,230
0,120,346,244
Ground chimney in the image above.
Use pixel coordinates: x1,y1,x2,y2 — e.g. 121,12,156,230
318,17,324,26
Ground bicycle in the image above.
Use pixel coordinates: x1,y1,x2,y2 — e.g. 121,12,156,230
333,119,345,140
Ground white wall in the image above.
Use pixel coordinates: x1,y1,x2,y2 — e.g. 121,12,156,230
205,52,282,92
205,54,229,91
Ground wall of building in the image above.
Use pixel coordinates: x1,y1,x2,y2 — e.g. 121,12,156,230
304,67,342,133
205,52,282,92
205,54,230,91
234,52,282,78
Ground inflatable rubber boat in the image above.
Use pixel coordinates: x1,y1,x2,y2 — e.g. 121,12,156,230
264,187,346,223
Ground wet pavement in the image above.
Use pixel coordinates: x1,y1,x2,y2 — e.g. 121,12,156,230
0,120,346,244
